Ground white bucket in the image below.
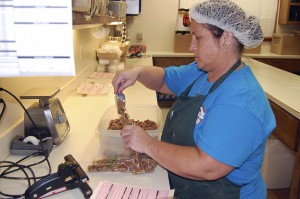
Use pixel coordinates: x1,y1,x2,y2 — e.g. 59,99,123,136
261,135,295,189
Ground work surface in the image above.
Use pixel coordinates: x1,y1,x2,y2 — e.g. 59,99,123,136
1,57,170,198
244,58,300,120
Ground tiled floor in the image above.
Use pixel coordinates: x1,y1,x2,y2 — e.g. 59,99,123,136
160,107,290,199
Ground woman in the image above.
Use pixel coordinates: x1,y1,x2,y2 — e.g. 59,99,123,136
112,0,276,198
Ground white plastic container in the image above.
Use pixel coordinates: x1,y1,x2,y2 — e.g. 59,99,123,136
261,135,295,189
96,104,162,158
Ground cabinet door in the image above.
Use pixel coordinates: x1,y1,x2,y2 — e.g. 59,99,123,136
279,0,300,24
153,57,194,68
269,100,300,151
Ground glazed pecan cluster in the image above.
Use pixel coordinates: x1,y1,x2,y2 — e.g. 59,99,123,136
88,156,157,174
108,116,158,130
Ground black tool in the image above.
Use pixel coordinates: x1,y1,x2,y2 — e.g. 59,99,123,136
24,154,93,199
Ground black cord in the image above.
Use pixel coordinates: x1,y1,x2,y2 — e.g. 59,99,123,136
0,160,33,198
1,151,51,180
0,87,37,129
0,88,52,198
0,142,52,198
0,98,6,120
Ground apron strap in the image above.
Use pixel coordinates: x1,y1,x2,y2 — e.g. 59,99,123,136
183,72,205,95
181,59,241,98
208,59,241,94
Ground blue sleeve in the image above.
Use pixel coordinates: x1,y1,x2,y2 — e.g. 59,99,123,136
164,62,201,95
195,105,263,167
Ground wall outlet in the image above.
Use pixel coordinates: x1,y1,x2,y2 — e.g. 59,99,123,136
79,45,83,60
136,33,143,42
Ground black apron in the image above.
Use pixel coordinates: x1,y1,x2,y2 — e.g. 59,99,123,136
161,60,242,199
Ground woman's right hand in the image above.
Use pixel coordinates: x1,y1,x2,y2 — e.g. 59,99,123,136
121,124,153,154
112,67,141,94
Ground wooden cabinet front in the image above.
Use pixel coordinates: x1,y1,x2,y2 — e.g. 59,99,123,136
279,0,300,24
269,100,300,151
153,57,194,68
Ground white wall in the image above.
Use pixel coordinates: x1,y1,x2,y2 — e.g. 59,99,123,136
126,0,300,51
0,26,105,137
126,0,179,51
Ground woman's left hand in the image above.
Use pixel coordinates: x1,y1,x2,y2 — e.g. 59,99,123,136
120,125,153,154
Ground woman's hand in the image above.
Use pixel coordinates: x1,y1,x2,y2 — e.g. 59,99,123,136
112,65,168,94
120,125,153,153
112,67,141,94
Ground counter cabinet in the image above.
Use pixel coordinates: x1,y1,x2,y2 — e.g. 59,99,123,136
269,100,300,199
270,100,300,151
279,0,300,24
153,57,194,68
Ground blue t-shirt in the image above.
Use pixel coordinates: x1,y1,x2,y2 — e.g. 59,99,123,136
164,62,276,199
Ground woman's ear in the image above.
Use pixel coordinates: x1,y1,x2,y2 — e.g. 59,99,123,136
222,31,233,49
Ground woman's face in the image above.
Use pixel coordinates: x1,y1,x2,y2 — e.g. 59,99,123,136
189,20,222,71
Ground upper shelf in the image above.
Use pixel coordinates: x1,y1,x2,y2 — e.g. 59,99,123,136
72,12,125,26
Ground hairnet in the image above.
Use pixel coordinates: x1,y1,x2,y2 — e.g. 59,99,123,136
189,0,263,48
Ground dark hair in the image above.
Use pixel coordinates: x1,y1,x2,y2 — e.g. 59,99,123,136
204,24,224,38
204,24,244,53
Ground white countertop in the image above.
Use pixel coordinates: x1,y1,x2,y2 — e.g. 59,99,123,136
1,57,170,198
245,58,300,120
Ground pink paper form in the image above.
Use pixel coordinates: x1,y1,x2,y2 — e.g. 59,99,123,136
92,181,173,199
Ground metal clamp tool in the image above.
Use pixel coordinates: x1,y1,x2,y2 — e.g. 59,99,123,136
24,154,93,199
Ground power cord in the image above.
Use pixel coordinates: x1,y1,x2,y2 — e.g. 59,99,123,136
0,98,6,120
0,151,51,198
0,87,52,199
0,88,37,129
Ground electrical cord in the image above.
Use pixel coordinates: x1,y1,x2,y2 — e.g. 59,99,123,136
0,147,51,198
0,88,37,129
0,161,32,199
0,98,6,120
0,87,52,199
